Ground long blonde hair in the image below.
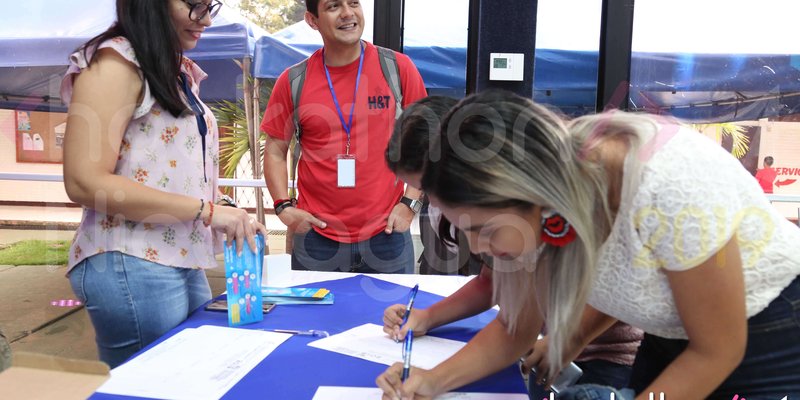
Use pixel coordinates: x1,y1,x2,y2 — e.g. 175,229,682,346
421,90,658,376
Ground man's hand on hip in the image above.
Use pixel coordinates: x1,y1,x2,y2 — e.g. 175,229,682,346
278,207,327,234
385,203,414,234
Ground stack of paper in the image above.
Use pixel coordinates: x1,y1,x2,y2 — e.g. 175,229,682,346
96,325,291,400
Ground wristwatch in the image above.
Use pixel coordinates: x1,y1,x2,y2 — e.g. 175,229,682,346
399,196,423,214
217,193,237,207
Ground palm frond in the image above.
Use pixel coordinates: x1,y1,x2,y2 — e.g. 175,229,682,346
691,123,750,159
212,79,274,181
213,99,249,179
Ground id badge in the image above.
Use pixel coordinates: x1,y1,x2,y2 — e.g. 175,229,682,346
337,154,356,188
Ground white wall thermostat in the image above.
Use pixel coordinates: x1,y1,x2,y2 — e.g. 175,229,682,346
489,53,525,81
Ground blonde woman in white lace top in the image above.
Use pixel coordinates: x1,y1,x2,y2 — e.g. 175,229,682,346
376,90,800,400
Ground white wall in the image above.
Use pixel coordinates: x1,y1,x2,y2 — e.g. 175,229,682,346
0,110,70,203
757,120,800,219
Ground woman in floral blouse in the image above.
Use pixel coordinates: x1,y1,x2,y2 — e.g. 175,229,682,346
61,0,266,368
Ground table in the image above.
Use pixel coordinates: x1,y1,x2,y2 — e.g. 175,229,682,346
89,272,527,399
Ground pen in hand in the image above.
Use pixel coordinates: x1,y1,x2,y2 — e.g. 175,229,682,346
401,330,413,382
396,284,419,342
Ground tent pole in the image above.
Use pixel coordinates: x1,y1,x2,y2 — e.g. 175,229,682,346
252,76,270,253
242,57,265,226
253,76,262,184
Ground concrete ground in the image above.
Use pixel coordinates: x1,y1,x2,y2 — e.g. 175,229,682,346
0,256,229,364
0,208,423,366
0,205,260,364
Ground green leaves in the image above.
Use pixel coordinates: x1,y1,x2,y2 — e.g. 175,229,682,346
236,0,305,32
212,79,275,181
692,123,750,159
215,99,257,179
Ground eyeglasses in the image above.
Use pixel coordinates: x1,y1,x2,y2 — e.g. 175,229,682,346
180,0,222,22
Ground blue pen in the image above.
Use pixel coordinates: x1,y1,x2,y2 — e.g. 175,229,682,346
401,330,413,382
269,329,330,337
396,284,419,343
400,284,419,327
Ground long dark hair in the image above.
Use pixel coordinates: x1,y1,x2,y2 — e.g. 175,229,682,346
81,0,188,117
385,96,456,177
385,96,459,245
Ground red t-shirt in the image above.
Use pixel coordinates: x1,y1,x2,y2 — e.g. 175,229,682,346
755,167,778,193
261,42,427,243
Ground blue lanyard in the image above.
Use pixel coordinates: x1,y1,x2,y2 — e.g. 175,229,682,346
179,72,208,183
322,42,364,155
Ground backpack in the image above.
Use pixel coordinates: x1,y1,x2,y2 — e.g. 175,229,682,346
285,46,404,198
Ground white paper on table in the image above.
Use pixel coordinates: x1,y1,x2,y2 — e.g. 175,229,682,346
308,323,465,370
312,386,528,400
96,325,292,400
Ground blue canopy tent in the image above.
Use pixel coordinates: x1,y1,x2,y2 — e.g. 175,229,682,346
533,50,800,121
253,20,800,122
0,0,266,112
252,23,471,100
628,53,800,122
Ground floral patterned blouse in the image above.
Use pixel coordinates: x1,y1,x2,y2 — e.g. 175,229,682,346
61,37,220,271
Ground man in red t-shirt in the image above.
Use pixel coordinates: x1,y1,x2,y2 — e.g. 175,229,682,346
261,0,427,273
755,156,778,194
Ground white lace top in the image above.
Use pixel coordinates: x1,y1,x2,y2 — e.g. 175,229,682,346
589,127,800,339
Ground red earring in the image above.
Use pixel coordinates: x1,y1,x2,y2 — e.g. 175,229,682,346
541,210,576,247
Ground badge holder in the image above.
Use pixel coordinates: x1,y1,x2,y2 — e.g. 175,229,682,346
337,154,356,188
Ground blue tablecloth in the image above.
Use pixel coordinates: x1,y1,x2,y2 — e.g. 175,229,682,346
90,275,526,399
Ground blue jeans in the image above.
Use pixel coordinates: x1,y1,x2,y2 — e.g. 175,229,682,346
629,275,800,399
553,386,636,400
292,229,414,274
529,360,633,400
69,252,212,368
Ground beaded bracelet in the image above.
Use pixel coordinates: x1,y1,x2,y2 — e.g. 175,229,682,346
193,199,205,222
203,201,215,227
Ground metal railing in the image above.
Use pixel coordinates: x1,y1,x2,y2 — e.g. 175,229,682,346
765,194,800,203
0,172,268,188
2,173,799,226
766,194,800,227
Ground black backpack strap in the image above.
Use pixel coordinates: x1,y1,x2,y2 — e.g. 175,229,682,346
286,59,309,199
284,48,404,197
376,46,404,119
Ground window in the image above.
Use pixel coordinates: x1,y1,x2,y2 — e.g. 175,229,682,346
403,0,469,98
630,0,800,217
629,0,800,122
533,0,602,115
